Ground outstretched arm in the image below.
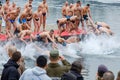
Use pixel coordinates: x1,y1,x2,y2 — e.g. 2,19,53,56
47,34,55,43
88,17,96,29
26,23,31,30
19,32,28,44
47,34,57,49
88,9,92,20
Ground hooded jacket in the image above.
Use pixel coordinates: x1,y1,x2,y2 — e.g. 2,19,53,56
19,66,51,80
1,59,20,80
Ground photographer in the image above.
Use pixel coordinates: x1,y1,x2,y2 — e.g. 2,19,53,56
46,49,71,78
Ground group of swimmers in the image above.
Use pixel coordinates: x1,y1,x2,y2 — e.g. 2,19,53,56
58,1,113,35
0,0,53,44
0,0,114,48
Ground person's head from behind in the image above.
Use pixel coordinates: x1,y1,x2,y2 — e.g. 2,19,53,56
7,45,17,58
71,60,82,73
97,64,108,78
36,55,47,68
49,49,59,61
117,71,120,80
102,71,114,80
11,51,21,63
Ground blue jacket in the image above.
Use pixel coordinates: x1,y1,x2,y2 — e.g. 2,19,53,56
19,66,52,80
1,59,20,80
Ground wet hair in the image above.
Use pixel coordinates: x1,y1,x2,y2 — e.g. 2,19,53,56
36,55,47,68
103,71,115,80
50,29,54,33
87,4,90,6
11,51,21,62
77,1,81,4
71,60,82,73
56,20,59,24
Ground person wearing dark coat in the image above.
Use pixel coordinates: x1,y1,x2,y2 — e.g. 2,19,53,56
1,51,21,80
61,60,84,80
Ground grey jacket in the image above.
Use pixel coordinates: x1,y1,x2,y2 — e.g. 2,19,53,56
19,66,51,80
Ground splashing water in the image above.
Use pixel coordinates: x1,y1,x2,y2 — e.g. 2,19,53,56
80,34,120,56
0,34,120,63
86,0,120,3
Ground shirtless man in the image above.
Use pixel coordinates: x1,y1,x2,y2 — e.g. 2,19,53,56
9,2,17,12
57,16,78,33
31,29,57,48
66,3,74,17
24,0,33,9
7,7,21,32
25,5,33,28
0,4,4,33
12,22,30,38
4,7,21,39
68,16,78,32
19,7,32,25
40,0,48,31
61,1,69,17
18,30,32,44
57,18,67,35
65,3,75,31
82,4,92,27
56,36,81,46
19,13,27,24
88,18,113,35
33,5,42,33
3,0,10,33
18,23,32,44
73,1,84,30
3,0,10,17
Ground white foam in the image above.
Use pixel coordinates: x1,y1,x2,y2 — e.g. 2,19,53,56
87,0,120,3
80,34,120,56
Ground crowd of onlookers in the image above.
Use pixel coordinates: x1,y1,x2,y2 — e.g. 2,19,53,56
0,44,120,80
